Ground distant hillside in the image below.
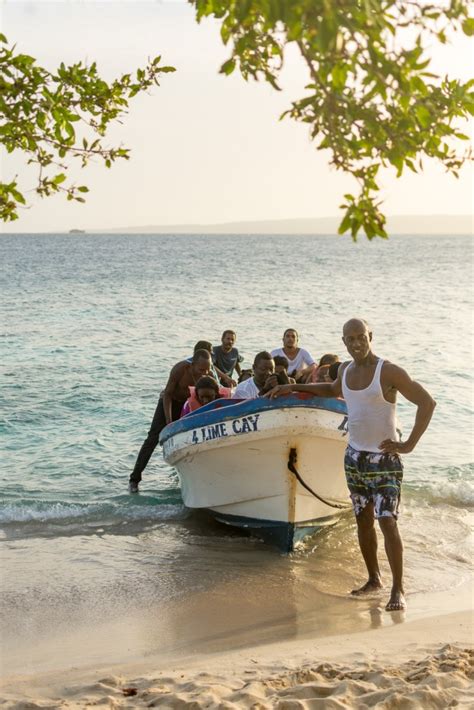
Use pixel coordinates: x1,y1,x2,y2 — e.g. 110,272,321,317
95,214,472,235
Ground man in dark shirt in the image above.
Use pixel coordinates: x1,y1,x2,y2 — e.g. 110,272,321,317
212,330,243,386
129,349,212,492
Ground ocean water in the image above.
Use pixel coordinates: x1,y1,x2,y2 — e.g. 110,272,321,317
0,233,472,675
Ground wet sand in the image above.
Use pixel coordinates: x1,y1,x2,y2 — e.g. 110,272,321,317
0,577,472,708
1,505,472,707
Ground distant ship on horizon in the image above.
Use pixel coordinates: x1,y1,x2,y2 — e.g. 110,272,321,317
69,229,86,234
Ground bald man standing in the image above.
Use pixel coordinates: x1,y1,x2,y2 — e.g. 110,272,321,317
266,319,436,612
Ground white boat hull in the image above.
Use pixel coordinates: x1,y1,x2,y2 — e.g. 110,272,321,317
160,396,350,550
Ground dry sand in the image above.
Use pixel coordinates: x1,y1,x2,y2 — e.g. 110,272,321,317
1,582,472,709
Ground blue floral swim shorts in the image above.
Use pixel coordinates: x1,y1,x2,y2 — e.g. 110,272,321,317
344,445,403,519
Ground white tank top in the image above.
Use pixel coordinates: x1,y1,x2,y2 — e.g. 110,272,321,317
342,358,399,453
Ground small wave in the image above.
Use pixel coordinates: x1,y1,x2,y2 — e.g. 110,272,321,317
0,498,186,526
405,463,473,508
0,502,93,523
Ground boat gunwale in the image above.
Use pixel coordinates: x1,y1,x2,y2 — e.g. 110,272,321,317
159,394,347,445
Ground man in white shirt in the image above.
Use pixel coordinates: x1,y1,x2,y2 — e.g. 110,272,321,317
271,328,316,381
233,351,277,399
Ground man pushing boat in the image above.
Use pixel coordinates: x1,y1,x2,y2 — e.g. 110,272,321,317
266,318,436,612
129,349,212,493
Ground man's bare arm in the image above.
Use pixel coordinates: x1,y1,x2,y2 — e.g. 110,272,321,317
266,362,347,399
294,364,316,382
380,365,436,454
213,364,236,387
264,378,342,399
163,362,186,424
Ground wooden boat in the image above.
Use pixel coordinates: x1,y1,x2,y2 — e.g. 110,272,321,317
159,394,351,551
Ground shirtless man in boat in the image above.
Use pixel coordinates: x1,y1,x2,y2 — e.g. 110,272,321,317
266,319,436,611
129,349,212,492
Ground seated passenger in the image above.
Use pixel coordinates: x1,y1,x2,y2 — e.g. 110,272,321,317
238,368,253,383
212,330,244,387
232,352,277,399
328,361,341,382
315,364,331,383
311,353,340,383
271,328,316,383
273,355,296,384
181,376,231,417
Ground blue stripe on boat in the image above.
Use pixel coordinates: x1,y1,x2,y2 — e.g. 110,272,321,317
159,394,347,445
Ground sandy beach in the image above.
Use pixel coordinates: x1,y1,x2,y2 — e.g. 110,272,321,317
1,577,472,709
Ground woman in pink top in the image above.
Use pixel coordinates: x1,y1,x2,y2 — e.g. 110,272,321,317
180,376,231,417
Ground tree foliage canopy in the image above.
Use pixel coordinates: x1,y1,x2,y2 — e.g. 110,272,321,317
1,2,473,239
193,0,473,239
0,33,174,222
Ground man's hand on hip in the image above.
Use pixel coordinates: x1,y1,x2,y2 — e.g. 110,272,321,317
379,439,414,454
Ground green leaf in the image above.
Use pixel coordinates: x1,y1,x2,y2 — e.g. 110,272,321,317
338,213,352,234
462,18,474,36
332,63,348,90
414,105,432,128
36,112,47,129
11,188,26,204
220,58,236,75
65,122,75,140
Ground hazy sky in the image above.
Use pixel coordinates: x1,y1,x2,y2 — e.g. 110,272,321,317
1,0,473,232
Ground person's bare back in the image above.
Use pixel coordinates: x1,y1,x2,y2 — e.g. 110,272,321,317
163,351,212,423
165,361,201,403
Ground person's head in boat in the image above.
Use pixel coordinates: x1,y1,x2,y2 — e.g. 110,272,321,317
238,368,253,383
273,355,291,385
193,340,213,356
315,353,340,383
220,330,236,353
282,328,299,351
252,351,275,388
342,319,373,363
194,376,220,406
191,349,212,379
273,355,289,374
319,353,340,368
328,361,341,382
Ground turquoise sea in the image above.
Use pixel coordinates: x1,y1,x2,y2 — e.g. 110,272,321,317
1,233,472,675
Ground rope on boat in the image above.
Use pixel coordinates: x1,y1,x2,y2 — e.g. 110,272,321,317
287,448,351,510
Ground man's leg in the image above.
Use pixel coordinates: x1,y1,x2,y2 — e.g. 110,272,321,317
351,502,383,594
129,397,167,490
378,516,405,611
